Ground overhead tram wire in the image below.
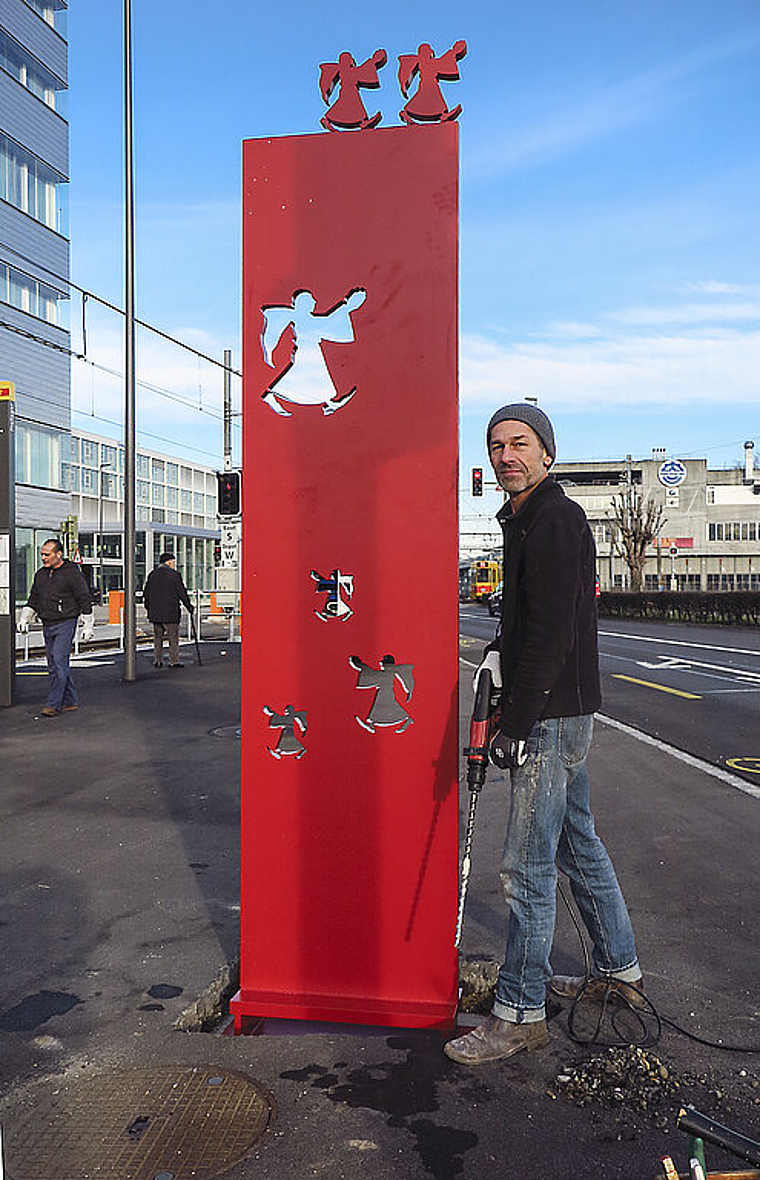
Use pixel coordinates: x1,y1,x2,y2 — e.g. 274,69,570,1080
0,238,243,378
0,318,241,432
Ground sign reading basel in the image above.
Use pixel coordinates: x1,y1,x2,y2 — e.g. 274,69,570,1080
233,44,465,1030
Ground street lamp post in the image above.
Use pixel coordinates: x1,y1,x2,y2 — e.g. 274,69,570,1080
98,461,113,604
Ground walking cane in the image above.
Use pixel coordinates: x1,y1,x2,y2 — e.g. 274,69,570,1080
190,608,202,666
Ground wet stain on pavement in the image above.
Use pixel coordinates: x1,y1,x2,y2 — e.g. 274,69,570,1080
280,1034,478,1179
0,990,83,1032
147,984,184,999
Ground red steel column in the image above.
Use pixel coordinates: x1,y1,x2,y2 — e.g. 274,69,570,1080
233,123,459,1030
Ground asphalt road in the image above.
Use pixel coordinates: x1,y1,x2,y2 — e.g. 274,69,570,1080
459,605,760,788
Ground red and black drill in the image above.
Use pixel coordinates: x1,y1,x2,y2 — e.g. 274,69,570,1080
455,668,501,947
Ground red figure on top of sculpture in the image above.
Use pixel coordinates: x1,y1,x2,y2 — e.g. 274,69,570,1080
319,49,388,131
318,41,466,131
398,41,467,125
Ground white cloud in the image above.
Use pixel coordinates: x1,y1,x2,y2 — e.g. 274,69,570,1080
680,280,756,296
607,302,760,326
460,325,760,411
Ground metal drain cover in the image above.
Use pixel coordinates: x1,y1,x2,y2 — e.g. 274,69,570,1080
6,1066,274,1180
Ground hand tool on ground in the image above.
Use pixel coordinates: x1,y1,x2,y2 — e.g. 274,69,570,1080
455,668,501,948
190,608,202,666
678,1105,760,1167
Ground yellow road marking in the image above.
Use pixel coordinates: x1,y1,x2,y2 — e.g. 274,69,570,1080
726,757,760,775
612,674,701,700
15,670,48,676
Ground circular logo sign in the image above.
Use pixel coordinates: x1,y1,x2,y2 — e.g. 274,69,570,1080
658,458,687,488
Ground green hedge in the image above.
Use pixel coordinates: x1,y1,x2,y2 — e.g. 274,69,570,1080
598,591,760,626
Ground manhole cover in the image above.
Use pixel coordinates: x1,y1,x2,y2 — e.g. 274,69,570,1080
6,1066,274,1180
209,725,241,739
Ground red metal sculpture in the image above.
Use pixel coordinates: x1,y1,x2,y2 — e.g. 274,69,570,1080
319,49,388,131
398,41,467,124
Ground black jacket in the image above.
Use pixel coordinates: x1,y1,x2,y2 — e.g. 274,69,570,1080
487,475,601,740
27,559,92,624
143,563,192,624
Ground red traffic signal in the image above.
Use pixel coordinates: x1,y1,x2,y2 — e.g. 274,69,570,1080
217,471,241,517
471,467,483,496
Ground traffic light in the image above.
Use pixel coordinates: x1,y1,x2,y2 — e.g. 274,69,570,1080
217,470,241,517
471,467,483,497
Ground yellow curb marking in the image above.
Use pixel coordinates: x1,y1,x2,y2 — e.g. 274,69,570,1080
725,757,760,775
612,674,701,700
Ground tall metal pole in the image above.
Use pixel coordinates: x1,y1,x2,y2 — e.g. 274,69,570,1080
223,349,232,471
123,0,136,680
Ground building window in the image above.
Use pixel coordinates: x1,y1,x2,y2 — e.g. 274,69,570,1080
166,462,178,485
136,453,150,477
15,419,68,490
101,444,117,469
0,131,67,232
81,468,96,494
166,486,178,509
151,458,165,482
103,473,118,499
0,27,64,112
166,510,178,524
152,483,165,507
0,262,65,323
81,438,97,466
136,479,150,503
25,0,67,36
193,492,204,513
152,508,165,523
61,463,79,491
180,489,192,511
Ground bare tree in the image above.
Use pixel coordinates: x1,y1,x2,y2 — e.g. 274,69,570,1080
609,486,665,591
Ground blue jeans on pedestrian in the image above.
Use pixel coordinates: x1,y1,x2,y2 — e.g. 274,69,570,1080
492,715,639,1025
43,618,78,711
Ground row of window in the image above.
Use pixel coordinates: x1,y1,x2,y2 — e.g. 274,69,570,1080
639,573,760,590
0,130,67,233
25,0,68,36
0,25,65,113
0,259,64,323
73,438,211,491
708,521,760,542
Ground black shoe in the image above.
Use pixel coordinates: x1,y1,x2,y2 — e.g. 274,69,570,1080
169,662,185,668
153,661,163,668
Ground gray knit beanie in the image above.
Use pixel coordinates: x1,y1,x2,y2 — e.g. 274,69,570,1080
486,403,556,461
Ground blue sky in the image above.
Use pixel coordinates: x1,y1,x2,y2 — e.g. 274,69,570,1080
67,1,760,493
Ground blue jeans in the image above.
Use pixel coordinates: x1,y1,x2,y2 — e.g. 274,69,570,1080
43,618,79,711
493,715,639,1024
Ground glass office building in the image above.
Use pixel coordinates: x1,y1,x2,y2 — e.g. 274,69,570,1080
1,0,71,581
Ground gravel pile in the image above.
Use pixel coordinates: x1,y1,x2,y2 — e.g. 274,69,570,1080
550,1046,680,1126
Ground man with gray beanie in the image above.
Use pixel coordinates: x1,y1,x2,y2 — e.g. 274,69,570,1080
445,403,641,1066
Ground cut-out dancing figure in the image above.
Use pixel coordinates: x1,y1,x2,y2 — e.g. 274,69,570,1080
264,704,308,759
350,655,415,733
260,289,367,417
398,40,467,124
319,49,387,131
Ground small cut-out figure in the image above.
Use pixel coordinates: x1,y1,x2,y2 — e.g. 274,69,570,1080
310,568,355,621
350,654,415,733
319,49,387,131
260,288,367,417
264,704,308,759
398,40,467,125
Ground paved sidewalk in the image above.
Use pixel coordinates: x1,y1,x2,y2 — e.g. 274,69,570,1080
0,647,758,1179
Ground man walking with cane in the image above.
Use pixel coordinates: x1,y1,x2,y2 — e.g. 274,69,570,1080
143,552,193,668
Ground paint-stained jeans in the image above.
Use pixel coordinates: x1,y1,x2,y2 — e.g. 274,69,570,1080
493,715,639,1024
43,617,78,711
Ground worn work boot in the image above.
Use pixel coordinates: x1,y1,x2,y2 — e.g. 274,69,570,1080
444,1014,549,1065
550,974,647,1010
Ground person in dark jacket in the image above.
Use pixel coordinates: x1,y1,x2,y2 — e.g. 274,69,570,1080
142,552,193,668
446,404,641,1066
18,538,94,716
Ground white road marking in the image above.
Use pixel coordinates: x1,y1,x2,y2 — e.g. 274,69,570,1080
458,656,759,799
599,630,760,659
596,714,760,800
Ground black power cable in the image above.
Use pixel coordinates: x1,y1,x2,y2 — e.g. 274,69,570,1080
557,880,760,1054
